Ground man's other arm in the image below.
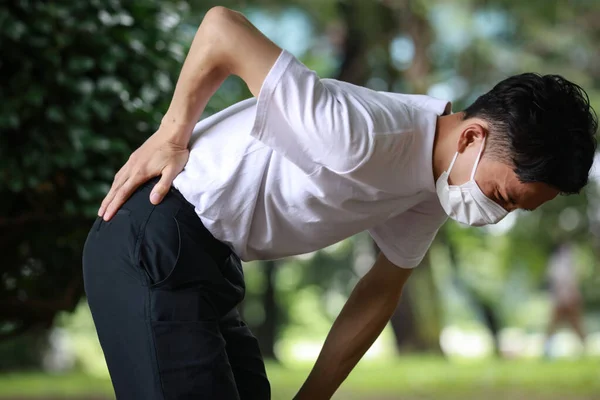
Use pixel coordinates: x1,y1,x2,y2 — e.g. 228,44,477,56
294,253,412,400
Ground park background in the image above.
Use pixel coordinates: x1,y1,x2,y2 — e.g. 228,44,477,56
1,0,600,399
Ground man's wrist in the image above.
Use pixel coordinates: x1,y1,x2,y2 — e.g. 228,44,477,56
157,116,194,145
294,364,344,400
295,383,337,400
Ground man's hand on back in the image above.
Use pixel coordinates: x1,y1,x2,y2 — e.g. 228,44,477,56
97,128,190,221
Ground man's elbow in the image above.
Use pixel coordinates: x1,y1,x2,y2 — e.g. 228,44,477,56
204,6,237,23
203,6,247,38
199,7,247,66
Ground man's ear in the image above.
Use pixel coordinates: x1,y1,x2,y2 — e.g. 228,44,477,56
456,122,487,153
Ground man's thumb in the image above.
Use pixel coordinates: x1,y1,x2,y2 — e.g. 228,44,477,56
150,167,178,205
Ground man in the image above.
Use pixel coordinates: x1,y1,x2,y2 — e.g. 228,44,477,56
82,6,597,400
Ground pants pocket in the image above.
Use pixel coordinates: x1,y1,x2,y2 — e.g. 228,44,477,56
138,210,182,287
140,206,247,319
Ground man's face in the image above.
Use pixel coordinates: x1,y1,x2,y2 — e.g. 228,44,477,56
449,139,560,213
475,157,559,212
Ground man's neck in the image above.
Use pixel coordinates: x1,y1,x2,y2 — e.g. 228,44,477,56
432,112,464,181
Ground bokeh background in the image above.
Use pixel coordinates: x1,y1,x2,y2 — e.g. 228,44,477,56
1,0,600,399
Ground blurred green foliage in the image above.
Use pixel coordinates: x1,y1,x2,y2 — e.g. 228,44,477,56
0,0,188,354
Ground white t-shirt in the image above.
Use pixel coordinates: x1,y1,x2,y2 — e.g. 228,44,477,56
173,50,449,268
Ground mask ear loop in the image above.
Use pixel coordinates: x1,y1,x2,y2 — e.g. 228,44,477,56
447,152,460,174
470,135,487,180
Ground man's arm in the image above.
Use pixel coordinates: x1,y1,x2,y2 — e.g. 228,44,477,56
98,7,282,220
295,253,412,400
160,7,282,139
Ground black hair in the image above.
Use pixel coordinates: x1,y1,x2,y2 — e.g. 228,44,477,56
463,73,598,194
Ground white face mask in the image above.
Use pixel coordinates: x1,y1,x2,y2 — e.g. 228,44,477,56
436,137,508,226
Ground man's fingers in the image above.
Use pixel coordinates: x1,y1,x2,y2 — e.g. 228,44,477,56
102,177,138,220
98,171,128,217
98,153,141,216
149,167,178,205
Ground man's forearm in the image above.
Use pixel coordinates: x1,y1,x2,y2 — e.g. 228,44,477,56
295,255,411,399
160,7,232,142
160,7,281,143
295,280,399,399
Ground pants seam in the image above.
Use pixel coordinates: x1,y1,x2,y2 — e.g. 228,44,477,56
145,286,167,400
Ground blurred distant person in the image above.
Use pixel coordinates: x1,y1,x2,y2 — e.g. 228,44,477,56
83,7,597,400
544,243,586,357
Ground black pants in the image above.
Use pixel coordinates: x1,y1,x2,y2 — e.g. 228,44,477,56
82,178,270,399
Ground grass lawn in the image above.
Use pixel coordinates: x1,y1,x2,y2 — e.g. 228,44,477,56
0,356,598,399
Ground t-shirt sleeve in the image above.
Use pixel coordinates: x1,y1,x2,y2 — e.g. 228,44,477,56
368,199,447,268
250,50,376,175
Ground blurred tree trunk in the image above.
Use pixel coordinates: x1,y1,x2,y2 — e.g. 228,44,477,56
445,231,502,355
398,0,433,93
403,255,443,352
441,229,502,356
388,282,419,349
334,0,397,84
256,260,279,360
374,243,442,352
481,302,501,356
